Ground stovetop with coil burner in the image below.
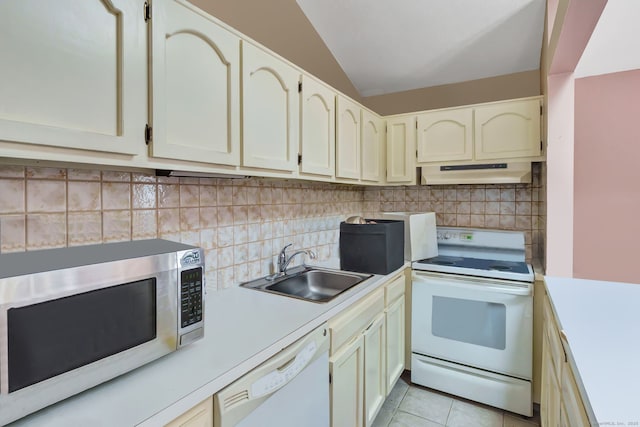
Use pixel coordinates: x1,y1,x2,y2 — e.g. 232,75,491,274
411,227,534,282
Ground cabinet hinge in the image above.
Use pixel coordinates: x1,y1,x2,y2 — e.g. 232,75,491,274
298,82,302,93
540,141,543,151
540,105,543,115
297,153,302,165
145,124,153,145
329,372,332,384
144,2,151,22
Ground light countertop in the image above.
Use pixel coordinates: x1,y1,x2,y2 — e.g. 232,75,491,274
10,263,408,426
545,276,640,426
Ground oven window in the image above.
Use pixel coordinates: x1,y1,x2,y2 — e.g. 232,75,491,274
432,296,506,350
7,278,157,393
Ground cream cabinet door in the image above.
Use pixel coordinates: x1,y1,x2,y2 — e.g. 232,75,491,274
385,296,405,393
330,335,364,427
242,42,299,172
416,108,473,163
0,0,145,154
541,332,561,427
300,75,335,177
386,116,416,183
336,96,361,180
363,312,386,427
149,0,240,166
474,99,541,160
560,363,590,427
165,396,213,427
361,110,384,183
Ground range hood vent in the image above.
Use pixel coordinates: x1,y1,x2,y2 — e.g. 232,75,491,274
421,162,532,185
155,169,248,179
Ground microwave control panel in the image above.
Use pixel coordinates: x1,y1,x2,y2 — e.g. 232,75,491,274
180,267,203,328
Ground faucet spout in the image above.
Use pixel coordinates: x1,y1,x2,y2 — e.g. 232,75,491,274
276,244,317,275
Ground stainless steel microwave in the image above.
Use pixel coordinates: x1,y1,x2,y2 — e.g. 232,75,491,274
0,239,205,425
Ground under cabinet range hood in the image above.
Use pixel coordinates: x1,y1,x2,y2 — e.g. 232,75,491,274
421,162,532,185
155,169,248,179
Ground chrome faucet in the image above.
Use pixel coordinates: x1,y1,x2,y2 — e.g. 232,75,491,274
277,243,317,275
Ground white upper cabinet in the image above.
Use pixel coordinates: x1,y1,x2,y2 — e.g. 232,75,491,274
417,108,473,163
148,0,240,166
416,97,542,164
361,110,385,183
474,98,541,160
0,0,146,154
299,75,335,177
242,42,300,172
386,116,416,183
336,96,362,180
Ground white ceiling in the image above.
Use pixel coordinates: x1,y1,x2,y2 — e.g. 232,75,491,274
575,0,640,78
296,0,546,97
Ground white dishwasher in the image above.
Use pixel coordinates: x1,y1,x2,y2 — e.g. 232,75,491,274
214,324,330,427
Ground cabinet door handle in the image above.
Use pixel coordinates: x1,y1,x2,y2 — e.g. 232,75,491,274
559,330,569,363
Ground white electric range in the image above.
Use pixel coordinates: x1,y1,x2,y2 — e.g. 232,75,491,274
410,227,534,417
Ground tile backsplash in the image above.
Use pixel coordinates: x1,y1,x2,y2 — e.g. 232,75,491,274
362,163,545,261
0,163,545,289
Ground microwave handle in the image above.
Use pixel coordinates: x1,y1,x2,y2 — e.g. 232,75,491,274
412,271,532,296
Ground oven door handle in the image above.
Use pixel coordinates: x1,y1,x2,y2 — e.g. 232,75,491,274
412,271,532,296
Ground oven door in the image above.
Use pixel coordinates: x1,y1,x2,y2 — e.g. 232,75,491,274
411,270,532,379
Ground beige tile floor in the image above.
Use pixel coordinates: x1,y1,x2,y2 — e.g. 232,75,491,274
372,372,540,427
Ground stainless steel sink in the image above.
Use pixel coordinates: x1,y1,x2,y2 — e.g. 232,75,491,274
240,266,372,303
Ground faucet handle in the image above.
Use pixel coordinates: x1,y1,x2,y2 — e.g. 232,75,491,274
307,250,317,260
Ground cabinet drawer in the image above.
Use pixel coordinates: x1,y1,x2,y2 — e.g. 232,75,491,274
384,273,405,307
329,288,384,354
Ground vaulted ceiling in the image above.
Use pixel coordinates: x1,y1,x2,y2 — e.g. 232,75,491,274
295,0,546,97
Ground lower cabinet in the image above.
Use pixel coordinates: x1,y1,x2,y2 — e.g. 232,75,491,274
330,334,365,427
540,292,590,427
384,274,406,392
363,313,386,427
165,396,214,427
329,270,407,427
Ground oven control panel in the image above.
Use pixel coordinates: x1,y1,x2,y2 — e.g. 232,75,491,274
437,230,474,242
436,227,526,250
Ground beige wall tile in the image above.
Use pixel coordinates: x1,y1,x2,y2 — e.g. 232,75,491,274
132,172,156,183
102,183,131,210
102,171,131,182
1,215,26,252
132,210,157,239
180,185,199,207
133,184,156,209
0,165,25,178
27,213,66,249
0,179,25,214
180,207,200,231
27,180,66,212
68,182,101,211
68,212,102,246
26,167,66,180
158,208,180,233
103,210,131,242
158,184,180,208
68,169,101,181
200,207,218,229
217,186,233,205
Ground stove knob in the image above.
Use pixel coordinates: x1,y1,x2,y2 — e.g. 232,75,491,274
444,233,451,240
437,233,443,239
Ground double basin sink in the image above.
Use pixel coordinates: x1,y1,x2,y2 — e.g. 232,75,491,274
240,266,372,303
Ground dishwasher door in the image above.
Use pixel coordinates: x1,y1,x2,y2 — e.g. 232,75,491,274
214,324,330,427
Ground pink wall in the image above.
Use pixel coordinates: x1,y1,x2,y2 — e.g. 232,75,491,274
574,69,640,282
